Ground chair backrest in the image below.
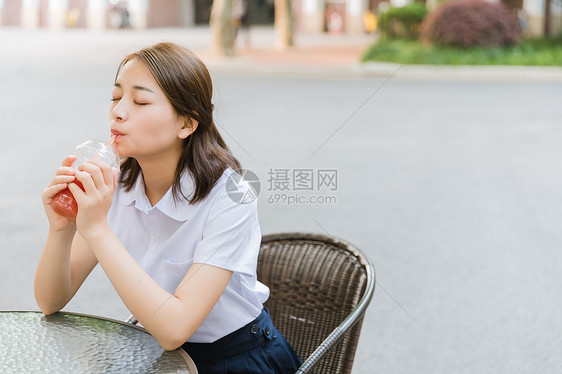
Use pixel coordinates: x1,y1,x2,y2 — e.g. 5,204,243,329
258,233,375,374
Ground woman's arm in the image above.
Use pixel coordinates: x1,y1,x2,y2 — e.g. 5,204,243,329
81,229,232,350
70,160,232,350
34,156,99,315
34,232,98,315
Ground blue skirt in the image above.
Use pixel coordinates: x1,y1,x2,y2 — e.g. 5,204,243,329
181,308,302,374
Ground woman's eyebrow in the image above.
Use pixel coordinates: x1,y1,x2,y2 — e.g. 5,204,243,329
133,85,155,93
113,83,155,93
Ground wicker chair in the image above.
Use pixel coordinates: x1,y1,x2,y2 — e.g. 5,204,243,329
258,233,376,374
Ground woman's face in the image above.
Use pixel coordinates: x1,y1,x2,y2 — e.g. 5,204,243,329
110,58,191,162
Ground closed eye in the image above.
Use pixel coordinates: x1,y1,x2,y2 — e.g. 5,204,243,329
110,98,148,106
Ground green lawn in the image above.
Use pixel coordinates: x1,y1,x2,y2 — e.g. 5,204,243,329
361,38,562,66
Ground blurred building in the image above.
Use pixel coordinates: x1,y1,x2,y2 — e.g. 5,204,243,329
0,0,196,30
0,0,559,36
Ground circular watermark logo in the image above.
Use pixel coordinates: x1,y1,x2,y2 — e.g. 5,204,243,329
226,169,261,204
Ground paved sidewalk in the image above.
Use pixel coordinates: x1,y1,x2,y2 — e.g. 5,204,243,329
2,25,561,80
195,26,376,77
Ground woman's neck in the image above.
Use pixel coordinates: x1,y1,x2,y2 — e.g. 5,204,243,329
137,154,180,207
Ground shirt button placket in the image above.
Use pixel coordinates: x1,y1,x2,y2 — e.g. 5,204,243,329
148,211,158,250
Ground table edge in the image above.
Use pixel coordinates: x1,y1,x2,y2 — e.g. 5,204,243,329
1,310,150,332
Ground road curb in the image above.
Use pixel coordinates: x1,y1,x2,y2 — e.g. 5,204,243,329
204,59,562,81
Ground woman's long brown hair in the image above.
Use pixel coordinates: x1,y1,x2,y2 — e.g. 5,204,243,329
116,43,241,204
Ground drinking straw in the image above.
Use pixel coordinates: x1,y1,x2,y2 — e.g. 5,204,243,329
91,135,117,163
106,134,117,147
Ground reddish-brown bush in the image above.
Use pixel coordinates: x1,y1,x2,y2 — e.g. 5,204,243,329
420,0,521,49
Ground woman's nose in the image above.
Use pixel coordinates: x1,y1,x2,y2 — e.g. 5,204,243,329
111,103,128,122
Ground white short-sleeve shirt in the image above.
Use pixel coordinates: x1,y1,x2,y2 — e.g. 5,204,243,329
107,167,270,343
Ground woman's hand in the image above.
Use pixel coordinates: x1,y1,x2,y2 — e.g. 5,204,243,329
42,156,78,232
69,160,117,241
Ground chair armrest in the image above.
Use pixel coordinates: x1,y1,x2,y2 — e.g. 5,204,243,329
296,261,375,374
125,314,138,325
295,311,364,373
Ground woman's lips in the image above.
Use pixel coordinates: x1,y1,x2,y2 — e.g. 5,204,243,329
111,129,124,141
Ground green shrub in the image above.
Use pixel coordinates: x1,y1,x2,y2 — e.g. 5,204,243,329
361,38,562,66
379,2,428,40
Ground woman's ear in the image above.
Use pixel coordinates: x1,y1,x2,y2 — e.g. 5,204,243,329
178,117,198,139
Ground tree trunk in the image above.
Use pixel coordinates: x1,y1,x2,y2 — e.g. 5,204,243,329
274,0,295,49
210,0,235,56
544,0,551,37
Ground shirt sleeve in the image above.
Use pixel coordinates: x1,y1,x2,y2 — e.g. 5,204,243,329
192,173,261,276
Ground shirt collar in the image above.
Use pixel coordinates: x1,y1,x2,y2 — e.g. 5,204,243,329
120,170,197,222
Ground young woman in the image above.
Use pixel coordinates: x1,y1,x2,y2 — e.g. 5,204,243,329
35,42,302,373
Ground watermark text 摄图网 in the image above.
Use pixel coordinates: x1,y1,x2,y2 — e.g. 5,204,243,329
266,168,338,192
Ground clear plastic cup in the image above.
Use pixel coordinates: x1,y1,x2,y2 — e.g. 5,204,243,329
51,139,121,220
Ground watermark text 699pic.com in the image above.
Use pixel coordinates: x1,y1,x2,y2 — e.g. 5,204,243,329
267,193,337,206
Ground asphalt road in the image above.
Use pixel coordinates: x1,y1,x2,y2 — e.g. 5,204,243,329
1,28,562,373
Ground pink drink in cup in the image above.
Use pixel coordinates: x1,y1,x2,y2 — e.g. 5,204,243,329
51,138,120,220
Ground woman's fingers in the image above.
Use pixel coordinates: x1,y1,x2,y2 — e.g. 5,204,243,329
77,162,105,190
55,166,77,178
42,182,72,206
80,161,115,190
48,174,75,187
41,156,80,229
43,183,69,199
73,161,115,196
73,170,95,195
62,155,77,167
67,182,87,208
92,160,116,188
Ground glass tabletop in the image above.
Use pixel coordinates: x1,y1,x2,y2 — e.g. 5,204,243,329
0,311,197,373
